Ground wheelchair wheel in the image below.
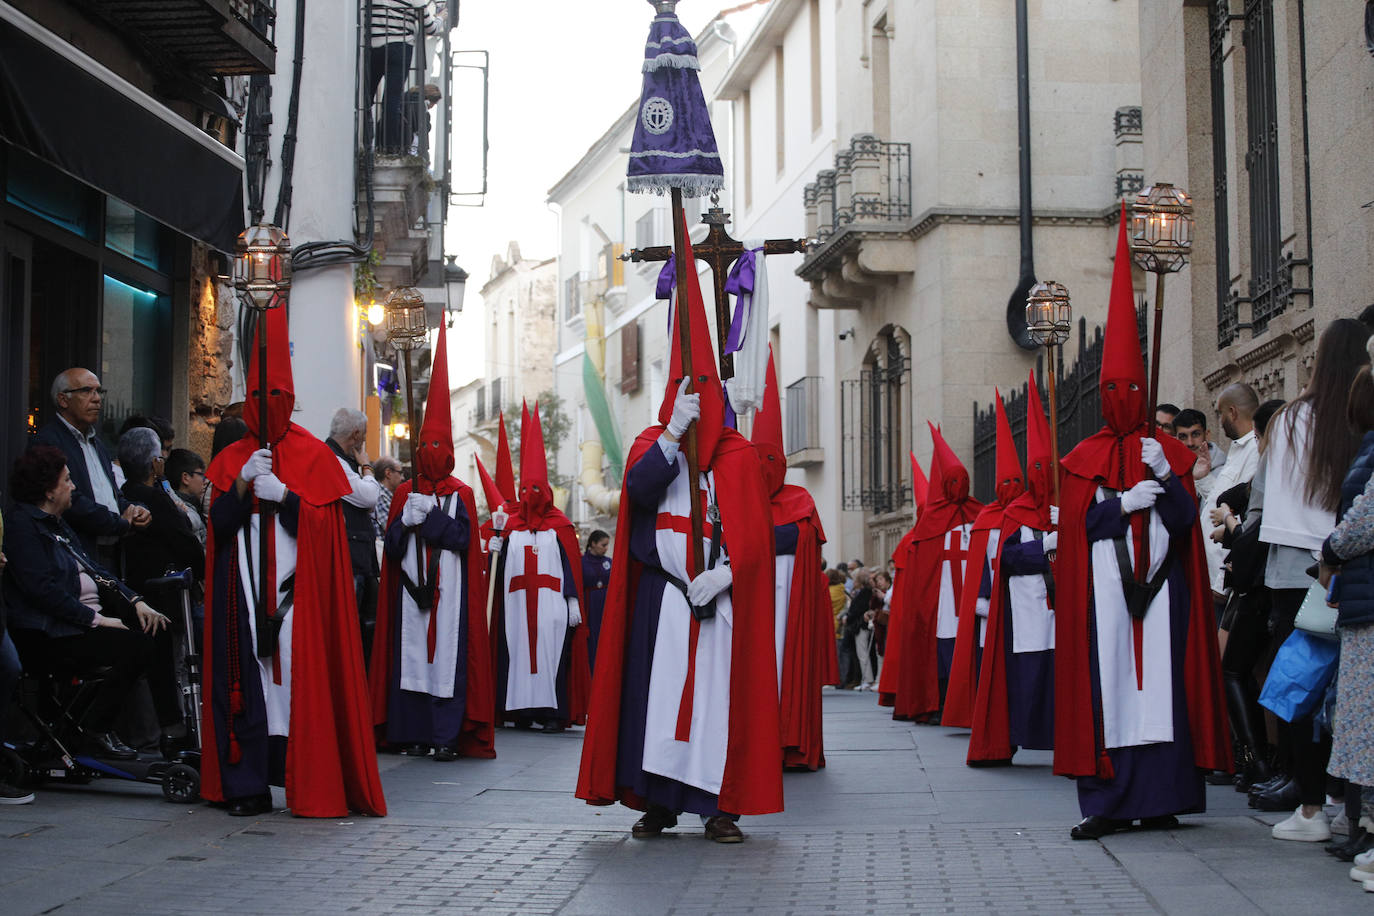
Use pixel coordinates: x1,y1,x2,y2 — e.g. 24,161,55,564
0,747,28,788
161,763,200,804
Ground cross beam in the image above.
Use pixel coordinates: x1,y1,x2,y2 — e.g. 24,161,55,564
621,206,808,380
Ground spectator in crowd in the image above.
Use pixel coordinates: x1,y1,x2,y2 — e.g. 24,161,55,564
117,428,203,742
1251,318,1370,840
0,527,29,804
1358,303,1374,335
1319,361,1374,865
165,448,208,546
845,568,875,690
401,82,441,156
1155,402,1181,436
372,455,404,537
2,446,166,761
31,368,150,563
325,408,382,663
112,415,175,489
1174,407,1227,493
872,570,892,684
827,567,850,687
581,528,613,671
844,557,863,595
211,415,248,460
1212,397,1286,791
367,1,443,154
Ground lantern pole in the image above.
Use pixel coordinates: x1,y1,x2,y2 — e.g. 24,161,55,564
383,287,429,486
1146,271,1166,439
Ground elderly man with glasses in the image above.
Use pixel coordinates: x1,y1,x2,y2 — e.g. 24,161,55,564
31,368,150,564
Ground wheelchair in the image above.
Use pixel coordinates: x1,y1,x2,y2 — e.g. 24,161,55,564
0,569,202,803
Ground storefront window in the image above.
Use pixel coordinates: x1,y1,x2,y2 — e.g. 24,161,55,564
105,198,164,270
4,149,99,240
99,274,171,444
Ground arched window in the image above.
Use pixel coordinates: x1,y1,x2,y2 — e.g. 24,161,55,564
840,324,911,516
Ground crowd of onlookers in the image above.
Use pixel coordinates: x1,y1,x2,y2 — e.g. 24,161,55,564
825,557,894,691
0,369,411,805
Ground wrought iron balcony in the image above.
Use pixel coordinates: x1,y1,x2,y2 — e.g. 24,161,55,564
71,0,276,75
784,375,823,466
803,134,912,247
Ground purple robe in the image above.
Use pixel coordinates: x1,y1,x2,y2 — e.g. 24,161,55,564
581,551,613,671
997,529,1055,751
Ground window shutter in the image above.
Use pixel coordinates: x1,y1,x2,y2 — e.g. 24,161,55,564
620,320,640,394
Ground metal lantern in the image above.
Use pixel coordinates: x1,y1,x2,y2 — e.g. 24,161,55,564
1025,280,1072,347
233,222,292,311
383,286,428,351
1128,183,1194,274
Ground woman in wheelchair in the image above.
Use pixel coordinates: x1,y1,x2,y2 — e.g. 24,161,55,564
2,446,169,760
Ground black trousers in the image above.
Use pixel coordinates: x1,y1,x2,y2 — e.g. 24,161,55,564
1268,587,1332,806
19,626,153,731
367,42,413,152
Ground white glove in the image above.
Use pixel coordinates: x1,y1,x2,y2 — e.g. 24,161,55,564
1049,505,1059,527
686,564,733,606
402,492,437,527
1120,479,1165,514
240,447,273,483
488,535,503,553
252,472,286,503
1140,437,1171,478
567,597,582,628
974,597,990,619
1042,531,1059,553
666,377,700,438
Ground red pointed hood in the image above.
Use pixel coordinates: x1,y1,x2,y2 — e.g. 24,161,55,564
751,348,786,495
495,411,516,503
992,391,1025,506
657,211,726,466
914,421,981,539
1100,203,1147,436
518,400,554,525
910,451,928,514
1005,370,1053,530
244,306,295,445
474,456,504,516
414,323,455,493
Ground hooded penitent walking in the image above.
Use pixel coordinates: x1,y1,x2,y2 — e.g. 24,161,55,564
201,306,385,818
966,372,1057,765
368,323,496,761
1055,213,1230,840
878,453,927,711
491,403,588,732
753,350,840,770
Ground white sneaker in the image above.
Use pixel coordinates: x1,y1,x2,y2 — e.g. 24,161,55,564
1331,810,1350,835
1354,847,1374,867
1350,858,1374,883
1363,878,1374,893
1271,806,1331,842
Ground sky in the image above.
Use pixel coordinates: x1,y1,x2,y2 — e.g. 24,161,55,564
443,1,722,386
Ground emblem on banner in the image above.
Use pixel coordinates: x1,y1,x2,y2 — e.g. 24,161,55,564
641,97,674,135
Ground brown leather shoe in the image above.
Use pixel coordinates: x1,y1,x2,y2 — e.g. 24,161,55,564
631,805,678,838
704,816,744,843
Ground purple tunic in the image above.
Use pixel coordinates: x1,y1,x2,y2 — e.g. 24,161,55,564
998,529,1055,751
379,495,470,748
581,551,613,671
614,441,730,818
1076,474,1206,820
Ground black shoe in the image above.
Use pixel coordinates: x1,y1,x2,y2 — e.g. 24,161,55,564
631,805,678,838
226,793,273,817
1252,778,1301,812
399,744,431,757
86,732,136,760
1071,816,1120,840
1204,770,1233,786
1139,815,1179,831
540,721,566,734
704,815,744,843
1248,773,1286,799
433,746,458,762
0,781,34,805
1328,828,1374,861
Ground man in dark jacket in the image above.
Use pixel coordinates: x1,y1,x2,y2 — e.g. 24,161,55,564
31,368,149,562
325,408,382,662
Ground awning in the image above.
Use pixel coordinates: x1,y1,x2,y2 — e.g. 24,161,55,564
0,9,244,252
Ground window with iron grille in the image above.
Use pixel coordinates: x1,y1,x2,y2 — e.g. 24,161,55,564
784,376,821,455
840,330,909,514
1211,0,1238,348
564,274,581,322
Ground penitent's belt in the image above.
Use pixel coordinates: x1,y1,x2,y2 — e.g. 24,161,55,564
401,494,453,611
1100,487,1173,619
661,501,724,622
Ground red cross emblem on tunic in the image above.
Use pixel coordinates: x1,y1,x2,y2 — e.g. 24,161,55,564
1129,510,1149,691
944,527,969,612
653,481,717,743
508,544,561,673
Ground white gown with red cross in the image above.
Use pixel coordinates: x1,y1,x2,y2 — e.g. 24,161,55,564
398,494,464,698
644,457,733,796
935,524,974,642
235,509,297,738
501,528,572,712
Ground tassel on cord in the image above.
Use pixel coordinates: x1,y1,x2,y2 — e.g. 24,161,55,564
1096,749,1115,780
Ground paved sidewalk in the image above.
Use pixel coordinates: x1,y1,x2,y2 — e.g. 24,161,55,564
0,690,1362,914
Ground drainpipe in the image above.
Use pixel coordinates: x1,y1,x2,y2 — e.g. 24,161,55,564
1005,0,1037,350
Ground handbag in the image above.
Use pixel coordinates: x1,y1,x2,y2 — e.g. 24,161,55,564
1259,629,1340,722
1293,579,1338,638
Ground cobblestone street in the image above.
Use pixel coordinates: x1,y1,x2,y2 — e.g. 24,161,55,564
0,690,1361,915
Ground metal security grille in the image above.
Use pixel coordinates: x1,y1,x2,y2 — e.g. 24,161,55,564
840,336,909,514
1242,0,1287,335
1211,0,1239,348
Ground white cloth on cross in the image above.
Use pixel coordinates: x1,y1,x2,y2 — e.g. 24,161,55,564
723,240,769,414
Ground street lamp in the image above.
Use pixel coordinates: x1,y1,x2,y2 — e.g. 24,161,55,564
1025,280,1071,504
444,255,468,321
384,286,428,474
1128,183,1194,436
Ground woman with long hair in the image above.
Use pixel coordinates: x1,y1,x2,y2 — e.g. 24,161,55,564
1252,318,1371,841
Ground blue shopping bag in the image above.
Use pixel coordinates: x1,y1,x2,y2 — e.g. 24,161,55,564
1259,630,1340,723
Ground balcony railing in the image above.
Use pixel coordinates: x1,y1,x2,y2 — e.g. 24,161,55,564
784,376,821,456
360,3,435,161
469,377,513,427
803,134,911,245
72,0,276,75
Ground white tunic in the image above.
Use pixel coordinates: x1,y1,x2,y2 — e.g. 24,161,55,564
935,524,974,641
502,527,570,711
1006,526,1056,653
236,511,297,738
398,494,464,698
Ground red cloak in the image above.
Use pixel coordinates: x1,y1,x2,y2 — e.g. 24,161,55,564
942,507,1005,728
202,426,387,817
1052,430,1232,778
772,484,841,770
964,521,1029,762
368,477,496,758
576,428,783,815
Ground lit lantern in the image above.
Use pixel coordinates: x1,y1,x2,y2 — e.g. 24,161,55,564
383,286,428,352
1025,280,1072,348
391,421,409,440
233,223,292,311
1128,183,1194,274
366,300,385,326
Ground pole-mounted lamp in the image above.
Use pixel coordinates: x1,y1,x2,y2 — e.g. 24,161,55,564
1127,182,1194,437
1025,280,1071,505
384,286,428,477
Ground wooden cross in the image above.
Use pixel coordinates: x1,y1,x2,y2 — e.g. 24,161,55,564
622,205,808,380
